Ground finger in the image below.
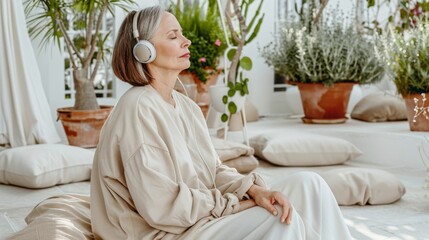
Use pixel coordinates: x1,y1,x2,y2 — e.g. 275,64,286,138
285,206,292,224
260,198,278,216
280,203,289,223
271,194,290,223
273,194,290,224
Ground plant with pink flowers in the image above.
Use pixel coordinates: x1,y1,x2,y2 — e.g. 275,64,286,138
173,0,227,83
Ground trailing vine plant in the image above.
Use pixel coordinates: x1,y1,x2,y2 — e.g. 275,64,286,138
218,0,264,122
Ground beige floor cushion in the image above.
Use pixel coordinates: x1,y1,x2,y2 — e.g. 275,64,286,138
351,92,407,122
0,144,94,188
250,131,362,166
319,167,406,205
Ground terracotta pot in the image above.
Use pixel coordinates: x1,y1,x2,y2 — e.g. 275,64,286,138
297,82,354,124
57,105,113,148
403,93,429,131
178,69,220,117
195,69,220,105
177,71,196,85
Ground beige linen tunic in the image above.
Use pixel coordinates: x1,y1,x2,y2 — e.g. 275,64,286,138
91,85,265,239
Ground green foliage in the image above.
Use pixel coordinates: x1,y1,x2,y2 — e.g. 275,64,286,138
220,73,249,122
376,21,429,95
219,0,264,123
226,0,264,84
261,13,385,86
226,48,253,80
396,0,429,32
293,0,318,32
24,0,133,62
24,0,135,70
367,0,375,8
172,0,226,83
241,0,265,45
364,0,429,35
24,0,135,110
220,46,253,122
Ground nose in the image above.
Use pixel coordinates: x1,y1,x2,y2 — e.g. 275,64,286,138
182,36,191,48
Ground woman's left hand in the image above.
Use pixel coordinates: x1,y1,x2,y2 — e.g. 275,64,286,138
247,185,292,224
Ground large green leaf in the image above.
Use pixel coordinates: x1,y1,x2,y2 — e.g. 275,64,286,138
240,56,253,70
222,95,228,104
227,89,236,97
227,48,236,61
228,102,237,114
221,113,229,122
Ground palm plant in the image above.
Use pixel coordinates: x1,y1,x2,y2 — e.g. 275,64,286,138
24,0,135,110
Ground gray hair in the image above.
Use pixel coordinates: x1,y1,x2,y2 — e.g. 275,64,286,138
135,6,163,41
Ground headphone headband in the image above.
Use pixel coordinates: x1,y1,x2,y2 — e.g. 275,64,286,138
132,10,141,40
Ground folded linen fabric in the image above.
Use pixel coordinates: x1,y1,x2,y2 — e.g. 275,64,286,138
222,155,259,173
210,137,258,173
7,194,93,240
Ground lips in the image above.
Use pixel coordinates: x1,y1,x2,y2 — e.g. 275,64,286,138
180,52,190,58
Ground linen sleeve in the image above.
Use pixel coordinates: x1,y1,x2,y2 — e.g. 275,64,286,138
123,145,240,235
214,161,267,200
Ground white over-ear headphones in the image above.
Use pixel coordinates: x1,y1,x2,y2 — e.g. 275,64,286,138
132,10,157,63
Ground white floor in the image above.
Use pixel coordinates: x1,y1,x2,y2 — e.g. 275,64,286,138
1,117,429,240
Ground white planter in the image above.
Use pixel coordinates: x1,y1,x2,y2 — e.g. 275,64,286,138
209,85,246,114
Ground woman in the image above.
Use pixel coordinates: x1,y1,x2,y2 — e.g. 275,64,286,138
90,5,352,240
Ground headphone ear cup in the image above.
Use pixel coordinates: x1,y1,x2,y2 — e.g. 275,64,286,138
133,40,156,63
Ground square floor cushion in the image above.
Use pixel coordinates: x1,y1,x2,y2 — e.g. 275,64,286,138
0,144,94,188
250,131,362,166
351,92,407,122
319,167,406,205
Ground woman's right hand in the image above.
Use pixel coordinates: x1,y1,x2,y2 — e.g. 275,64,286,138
247,185,292,224
238,199,256,212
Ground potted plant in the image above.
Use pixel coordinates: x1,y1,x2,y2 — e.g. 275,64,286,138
172,0,227,115
376,21,429,131
24,0,134,147
261,12,385,123
209,0,264,124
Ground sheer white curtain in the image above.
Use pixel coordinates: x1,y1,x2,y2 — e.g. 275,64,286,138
0,0,60,147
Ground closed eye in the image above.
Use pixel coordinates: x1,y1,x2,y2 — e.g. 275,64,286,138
167,28,183,39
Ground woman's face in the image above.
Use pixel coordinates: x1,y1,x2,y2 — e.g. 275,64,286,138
149,12,191,72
